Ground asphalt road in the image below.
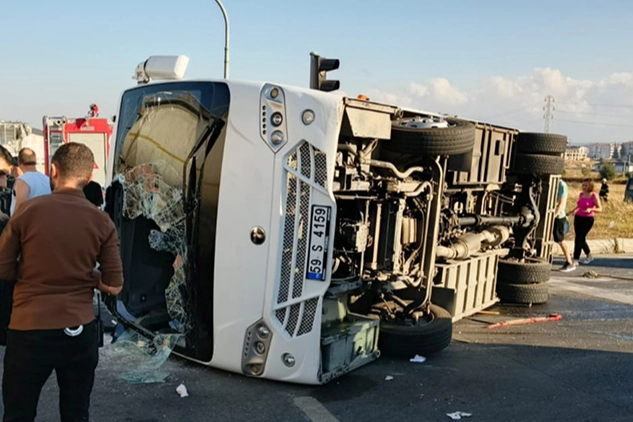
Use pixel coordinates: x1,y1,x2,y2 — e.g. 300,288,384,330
1,255,632,422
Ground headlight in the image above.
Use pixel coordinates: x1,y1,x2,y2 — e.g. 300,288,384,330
271,112,283,127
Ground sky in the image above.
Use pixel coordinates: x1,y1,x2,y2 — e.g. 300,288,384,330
2,0,633,144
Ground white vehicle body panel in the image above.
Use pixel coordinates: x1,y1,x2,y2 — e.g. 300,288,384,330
208,81,344,384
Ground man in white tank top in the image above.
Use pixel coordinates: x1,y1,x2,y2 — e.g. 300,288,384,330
10,148,51,216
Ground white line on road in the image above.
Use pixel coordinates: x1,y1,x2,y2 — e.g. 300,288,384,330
549,276,633,306
293,397,340,422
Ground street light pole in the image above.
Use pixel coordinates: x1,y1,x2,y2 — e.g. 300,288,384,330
214,0,230,79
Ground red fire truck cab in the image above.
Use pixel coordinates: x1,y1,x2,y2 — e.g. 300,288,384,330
42,104,113,186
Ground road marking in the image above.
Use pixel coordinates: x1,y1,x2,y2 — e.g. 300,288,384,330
589,331,633,342
293,397,340,422
549,277,633,306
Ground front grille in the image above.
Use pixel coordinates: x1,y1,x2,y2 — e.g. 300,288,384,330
297,298,319,335
314,150,328,188
299,142,311,178
286,304,301,336
292,181,310,299
274,141,329,337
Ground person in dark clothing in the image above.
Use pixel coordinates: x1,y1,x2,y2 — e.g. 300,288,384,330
83,180,104,208
0,142,124,422
599,178,609,202
0,145,14,346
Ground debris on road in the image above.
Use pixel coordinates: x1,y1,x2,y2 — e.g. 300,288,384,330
581,270,633,281
385,375,394,381
477,310,500,315
101,330,181,384
487,313,562,329
176,383,189,398
447,411,473,420
409,355,427,363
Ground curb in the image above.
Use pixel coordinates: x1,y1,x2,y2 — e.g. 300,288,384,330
552,238,633,255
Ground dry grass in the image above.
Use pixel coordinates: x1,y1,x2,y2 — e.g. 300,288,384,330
565,182,633,239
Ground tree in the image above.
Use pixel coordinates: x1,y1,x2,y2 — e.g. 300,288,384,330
600,162,617,180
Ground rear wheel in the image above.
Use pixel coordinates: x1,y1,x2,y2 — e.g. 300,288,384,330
378,304,452,357
511,153,565,176
496,282,549,305
516,132,568,155
384,117,476,157
497,258,551,285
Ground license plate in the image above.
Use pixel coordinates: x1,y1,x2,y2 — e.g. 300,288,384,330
305,205,331,281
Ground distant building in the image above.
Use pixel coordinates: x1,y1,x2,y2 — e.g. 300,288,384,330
594,161,633,174
621,141,633,160
564,146,589,161
586,143,615,160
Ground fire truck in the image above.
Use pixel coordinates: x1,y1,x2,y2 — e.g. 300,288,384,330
42,104,113,186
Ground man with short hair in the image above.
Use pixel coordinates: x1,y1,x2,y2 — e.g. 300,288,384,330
0,142,124,421
554,179,576,272
10,147,51,215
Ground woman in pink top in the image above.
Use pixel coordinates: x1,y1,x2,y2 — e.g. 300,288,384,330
572,179,602,264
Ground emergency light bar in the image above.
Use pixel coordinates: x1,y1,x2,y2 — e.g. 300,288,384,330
134,55,190,85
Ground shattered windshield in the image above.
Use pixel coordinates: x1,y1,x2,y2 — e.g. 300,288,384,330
111,82,229,359
115,83,228,183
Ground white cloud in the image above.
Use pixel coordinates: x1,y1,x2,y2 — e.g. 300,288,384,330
363,69,633,143
429,78,468,105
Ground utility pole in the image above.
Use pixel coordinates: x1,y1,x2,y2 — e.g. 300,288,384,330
543,95,555,133
214,0,230,79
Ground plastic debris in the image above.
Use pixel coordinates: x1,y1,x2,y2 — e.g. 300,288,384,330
447,411,473,420
409,355,427,363
385,375,394,381
101,330,181,384
477,310,500,315
488,313,562,329
176,383,189,398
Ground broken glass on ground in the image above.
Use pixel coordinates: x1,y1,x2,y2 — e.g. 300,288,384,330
102,330,182,384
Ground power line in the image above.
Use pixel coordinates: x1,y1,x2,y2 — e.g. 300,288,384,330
554,118,633,128
556,110,633,118
556,102,633,109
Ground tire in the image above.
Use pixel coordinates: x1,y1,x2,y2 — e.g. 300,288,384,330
497,258,551,285
511,153,565,176
378,304,452,357
496,282,549,305
516,132,567,156
384,118,476,157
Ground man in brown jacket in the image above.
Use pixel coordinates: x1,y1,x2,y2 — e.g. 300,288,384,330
0,142,124,422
